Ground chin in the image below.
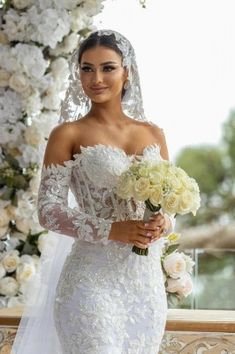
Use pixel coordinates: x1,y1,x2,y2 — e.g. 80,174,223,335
89,94,112,104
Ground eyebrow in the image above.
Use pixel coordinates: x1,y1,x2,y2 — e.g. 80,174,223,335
80,61,119,66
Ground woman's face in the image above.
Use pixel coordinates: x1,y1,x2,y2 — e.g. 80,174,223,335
79,45,128,104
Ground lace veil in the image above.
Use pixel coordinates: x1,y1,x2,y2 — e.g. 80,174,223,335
11,29,154,353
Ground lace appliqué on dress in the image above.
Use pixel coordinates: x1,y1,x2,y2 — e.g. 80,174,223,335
37,163,113,246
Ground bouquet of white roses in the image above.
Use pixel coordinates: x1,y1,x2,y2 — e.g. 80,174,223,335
161,232,195,304
116,159,201,255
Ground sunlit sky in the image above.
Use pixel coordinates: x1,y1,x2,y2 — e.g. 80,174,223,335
94,0,235,160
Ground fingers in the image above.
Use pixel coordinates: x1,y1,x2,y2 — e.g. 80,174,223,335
133,241,149,249
137,228,162,239
137,216,165,233
133,217,167,248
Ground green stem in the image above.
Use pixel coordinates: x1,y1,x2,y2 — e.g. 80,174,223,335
132,245,148,256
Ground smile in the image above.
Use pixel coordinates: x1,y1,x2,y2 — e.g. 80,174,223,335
91,87,108,93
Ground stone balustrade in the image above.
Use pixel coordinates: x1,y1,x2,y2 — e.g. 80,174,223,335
0,308,234,353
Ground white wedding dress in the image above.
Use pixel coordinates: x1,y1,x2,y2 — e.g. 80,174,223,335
37,143,170,354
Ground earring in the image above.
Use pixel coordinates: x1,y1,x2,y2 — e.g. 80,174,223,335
124,79,130,90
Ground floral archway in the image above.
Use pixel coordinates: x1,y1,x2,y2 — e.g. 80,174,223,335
0,0,106,307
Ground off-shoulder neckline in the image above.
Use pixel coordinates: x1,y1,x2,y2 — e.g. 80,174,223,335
42,142,161,170
73,143,160,158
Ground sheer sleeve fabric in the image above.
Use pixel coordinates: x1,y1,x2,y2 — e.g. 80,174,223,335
37,163,113,245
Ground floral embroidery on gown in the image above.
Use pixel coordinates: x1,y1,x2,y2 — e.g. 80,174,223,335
37,143,171,354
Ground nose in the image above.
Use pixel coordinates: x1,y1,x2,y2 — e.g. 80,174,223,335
91,69,103,84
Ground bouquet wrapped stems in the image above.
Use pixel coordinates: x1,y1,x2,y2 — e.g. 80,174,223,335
132,200,161,256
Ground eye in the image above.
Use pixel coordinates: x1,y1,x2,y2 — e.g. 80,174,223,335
81,66,93,72
103,65,116,72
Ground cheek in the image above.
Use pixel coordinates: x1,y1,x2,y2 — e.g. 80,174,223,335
106,71,125,86
79,72,89,86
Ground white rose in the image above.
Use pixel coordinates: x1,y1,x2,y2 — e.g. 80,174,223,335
138,165,150,178
182,254,195,273
12,0,33,9
133,177,151,201
71,9,92,33
166,273,193,297
16,263,36,284
9,72,30,93
116,174,134,199
190,192,201,216
149,169,164,185
6,204,17,219
24,124,41,146
15,218,30,234
175,167,188,179
23,89,42,116
20,255,35,265
178,190,194,214
50,33,79,56
162,193,179,214
2,250,20,273
7,295,25,308
63,32,79,53
51,57,68,76
0,208,11,227
38,233,57,256
0,226,8,238
50,57,69,91
18,144,40,167
42,87,61,110
0,263,6,279
0,69,11,87
0,31,9,44
149,186,163,206
167,173,184,193
80,0,104,16
0,277,19,296
163,252,186,279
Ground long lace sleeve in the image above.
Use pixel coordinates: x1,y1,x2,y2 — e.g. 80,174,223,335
37,163,113,245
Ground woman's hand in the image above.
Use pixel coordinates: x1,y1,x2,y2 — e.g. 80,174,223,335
145,212,172,243
108,215,171,249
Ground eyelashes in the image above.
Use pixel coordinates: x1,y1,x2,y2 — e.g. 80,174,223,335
81,65,116,72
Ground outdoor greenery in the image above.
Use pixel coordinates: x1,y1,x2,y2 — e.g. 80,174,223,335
175,109,235,227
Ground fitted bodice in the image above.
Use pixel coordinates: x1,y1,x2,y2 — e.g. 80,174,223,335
65,143,163,222
37,142,166,251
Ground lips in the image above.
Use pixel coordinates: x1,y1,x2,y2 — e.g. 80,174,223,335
91,86,108,92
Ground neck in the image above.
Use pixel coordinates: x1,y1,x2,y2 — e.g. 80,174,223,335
87,98,128,125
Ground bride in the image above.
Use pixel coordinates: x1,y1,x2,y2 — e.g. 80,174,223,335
11,29,175,354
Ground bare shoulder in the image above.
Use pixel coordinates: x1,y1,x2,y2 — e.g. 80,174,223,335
146,121,170,160
145,121,165,138
43,122,82,167
49,121,81,140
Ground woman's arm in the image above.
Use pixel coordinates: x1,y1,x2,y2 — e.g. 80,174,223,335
37,124,113,245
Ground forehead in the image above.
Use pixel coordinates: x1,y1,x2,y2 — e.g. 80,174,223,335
80,45,122,64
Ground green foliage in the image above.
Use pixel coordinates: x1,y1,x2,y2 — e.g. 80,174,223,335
176,145,226,196
222,109,235,173
176,145,229,226
175,108,235,227
0,150,39,206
